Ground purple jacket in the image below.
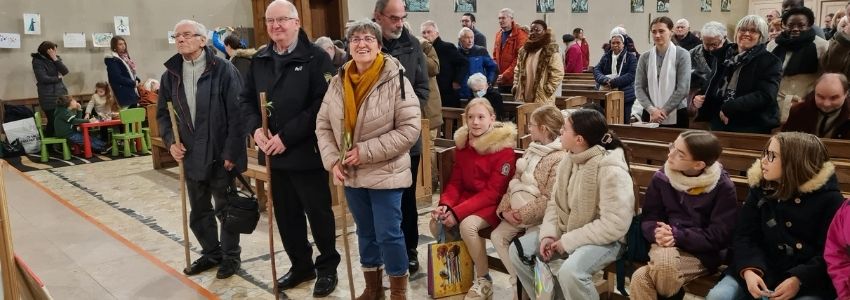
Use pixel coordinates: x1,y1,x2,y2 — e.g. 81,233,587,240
640,166,738,271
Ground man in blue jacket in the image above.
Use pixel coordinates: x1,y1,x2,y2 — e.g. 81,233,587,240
157,19,247,280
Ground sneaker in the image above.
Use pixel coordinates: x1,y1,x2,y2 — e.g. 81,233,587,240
464,276,493,299
216,258,240,279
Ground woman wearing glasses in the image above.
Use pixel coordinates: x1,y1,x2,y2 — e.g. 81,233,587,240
707,132,843,300
767,6,829,123
694,15,782,134
510,109,633,299
511,20,564,105
315,19,421,300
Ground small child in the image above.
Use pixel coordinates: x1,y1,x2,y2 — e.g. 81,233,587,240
85,81,119,120
826,198,850,299
55,96,107,153
138,78,159,107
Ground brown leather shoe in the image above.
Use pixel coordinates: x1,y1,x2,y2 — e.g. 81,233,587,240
355,268,385,300
389,274,407,300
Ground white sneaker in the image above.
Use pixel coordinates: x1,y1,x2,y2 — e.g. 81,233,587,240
464,277,493,299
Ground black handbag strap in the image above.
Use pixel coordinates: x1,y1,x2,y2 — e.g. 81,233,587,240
228,172,255,196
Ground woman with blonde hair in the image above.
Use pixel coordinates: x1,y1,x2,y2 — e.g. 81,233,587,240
491,105,566,293
707,132,844,299
431,98,517,299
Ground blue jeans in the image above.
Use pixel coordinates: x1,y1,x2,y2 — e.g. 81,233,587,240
509,231,623,300
344,187,408,276
67,131,106,152
707,274,826,300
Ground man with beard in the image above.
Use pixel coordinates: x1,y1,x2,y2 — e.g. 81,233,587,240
421,20,468,108
783,73,850,139
461,13,487,48
373,0,429,274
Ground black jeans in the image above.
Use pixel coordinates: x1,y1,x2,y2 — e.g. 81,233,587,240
271,168,340,276
401,154,421,254
42,109,55,137
186,167,241,261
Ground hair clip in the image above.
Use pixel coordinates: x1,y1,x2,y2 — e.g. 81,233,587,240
601,132,613,144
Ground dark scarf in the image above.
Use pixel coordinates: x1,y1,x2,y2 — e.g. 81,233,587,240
523,31,552,54
714,43,766,101
772,29,819,76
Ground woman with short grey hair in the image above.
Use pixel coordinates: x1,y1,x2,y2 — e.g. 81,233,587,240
467,72,504,119
315,36,348,68
694,15,782,134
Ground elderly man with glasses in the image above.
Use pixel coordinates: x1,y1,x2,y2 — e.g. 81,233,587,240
240,0,341,297
157,19,247,279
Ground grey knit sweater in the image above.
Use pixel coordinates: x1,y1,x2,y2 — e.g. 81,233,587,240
634,45,691,114
182,51,206,122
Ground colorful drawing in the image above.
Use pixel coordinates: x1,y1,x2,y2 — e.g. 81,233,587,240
404,0,429,12
454,0,475,13
428,241,473,297
114,16,130,36
0,33,21,49
23,13,41,35
92,33,113,47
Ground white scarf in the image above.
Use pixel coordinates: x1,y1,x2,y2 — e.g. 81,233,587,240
647,44,678,125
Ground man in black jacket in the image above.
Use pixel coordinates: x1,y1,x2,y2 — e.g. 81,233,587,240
157,19,247,279
461,13,488,48
374,0,429,274
240,0,340,297
421,20,468,108
673,19,702,50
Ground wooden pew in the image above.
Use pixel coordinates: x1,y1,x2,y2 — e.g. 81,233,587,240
146,105,178,170
516,103,542,148
440,107,464,139
561,90,625,125
563,73,594,81
562,83,597,90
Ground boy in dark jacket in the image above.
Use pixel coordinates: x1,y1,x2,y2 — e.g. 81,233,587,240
53,96,107,152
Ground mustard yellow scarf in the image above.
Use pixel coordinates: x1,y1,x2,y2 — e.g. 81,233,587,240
343,54,384,136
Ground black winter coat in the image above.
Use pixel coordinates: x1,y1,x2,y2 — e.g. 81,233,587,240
593,50,637,105
699,43,782,133
31,53,69,110
105,53,140,107
674,32,702,51
732,161,844,299
157,47,247,181
382,26,429,156
433,37,468,110
240,29,335,171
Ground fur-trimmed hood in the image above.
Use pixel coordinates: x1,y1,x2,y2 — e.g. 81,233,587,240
747,159,836,193
454,122,517,155
232,48,257,59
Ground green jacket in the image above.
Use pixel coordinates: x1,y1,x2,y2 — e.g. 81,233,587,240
53,106,87,138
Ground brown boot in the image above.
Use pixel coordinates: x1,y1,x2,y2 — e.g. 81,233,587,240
389,274,408,300
356,267,385,300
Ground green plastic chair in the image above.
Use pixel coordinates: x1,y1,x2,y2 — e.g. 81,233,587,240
111,108,150,157
34,111,71,162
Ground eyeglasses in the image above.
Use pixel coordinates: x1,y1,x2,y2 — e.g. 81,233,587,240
527,123,539,130
762,150,778,162
171,32,202,39
350,36,378,45
530,27,544,34
737,27,760,35
380,12,407,23
265,16,297,25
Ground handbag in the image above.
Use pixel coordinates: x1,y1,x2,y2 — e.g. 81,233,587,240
1,138,26,158
427,223,474,298
219,173,260,234
3,118,40,154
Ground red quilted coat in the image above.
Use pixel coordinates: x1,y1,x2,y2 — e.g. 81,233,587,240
440,122,517,226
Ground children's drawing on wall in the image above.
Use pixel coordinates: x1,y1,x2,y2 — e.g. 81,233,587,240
657,0,670,12
0,33,22,49
631,0,645,13
700,0,712,12
92,33,113,48
23,13,41,35
404,0,429,12
114,16,130,36
63,33,86,48
454,0,475,13
721,0,731,12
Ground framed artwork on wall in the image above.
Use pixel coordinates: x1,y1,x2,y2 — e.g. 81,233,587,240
631,0,645,13
570,0,587,13
404,0,429,12
454,0,475,13
721,0,731,12
538,0,555,13
657,0,670,12
700,0,712,12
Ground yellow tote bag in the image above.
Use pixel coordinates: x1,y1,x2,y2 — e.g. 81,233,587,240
427,224,474,298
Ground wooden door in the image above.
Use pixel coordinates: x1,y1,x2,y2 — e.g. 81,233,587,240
251,0,348,47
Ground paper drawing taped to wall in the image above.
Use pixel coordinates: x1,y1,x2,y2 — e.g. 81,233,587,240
23,13,41,35
114,16,130,36
92,33,113,47
0,33,22,49
63,33,86,48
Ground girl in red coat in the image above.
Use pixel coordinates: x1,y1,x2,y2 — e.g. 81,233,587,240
430,98,517,299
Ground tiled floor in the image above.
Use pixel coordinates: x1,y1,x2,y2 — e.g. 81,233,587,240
7,157,703,299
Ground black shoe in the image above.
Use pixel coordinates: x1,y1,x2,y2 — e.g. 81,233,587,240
216,258,240,279
277,269,317,290
658,288,686,300
312,274,338,297
183,256,220,275
408,249,420,274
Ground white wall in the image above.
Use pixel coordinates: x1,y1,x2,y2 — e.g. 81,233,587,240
0,0,253,100
348,0,751,65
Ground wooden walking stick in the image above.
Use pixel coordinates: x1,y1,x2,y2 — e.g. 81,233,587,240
259,92,280,300
336,119,356,300
0,162,21,300
166,101,192,271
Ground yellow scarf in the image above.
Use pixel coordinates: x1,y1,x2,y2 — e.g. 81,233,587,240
343,54,384,136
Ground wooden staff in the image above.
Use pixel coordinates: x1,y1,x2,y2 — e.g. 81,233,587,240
259,92,280,300
0,162,21,300
336,119,356,299
167,102,192,270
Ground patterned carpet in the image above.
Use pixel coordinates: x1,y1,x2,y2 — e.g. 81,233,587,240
2,151,149,172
